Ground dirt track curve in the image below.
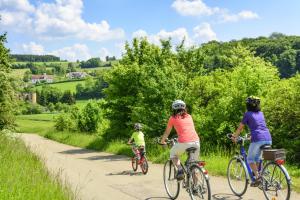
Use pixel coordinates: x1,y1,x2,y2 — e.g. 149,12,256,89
20,134,299,200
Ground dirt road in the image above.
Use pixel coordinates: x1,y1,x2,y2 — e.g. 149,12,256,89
20,134,299,200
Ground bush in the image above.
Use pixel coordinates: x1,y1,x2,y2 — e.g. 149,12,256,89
78,101,104,133
21,103,43,115
54,113,76,131
263,75,300,164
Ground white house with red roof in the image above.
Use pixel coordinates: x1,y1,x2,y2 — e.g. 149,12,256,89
31,73,54,84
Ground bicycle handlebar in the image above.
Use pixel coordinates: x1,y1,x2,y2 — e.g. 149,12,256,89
227,133,250,144
157,137,178,147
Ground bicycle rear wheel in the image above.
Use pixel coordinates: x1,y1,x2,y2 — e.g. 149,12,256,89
163,160,180,199
131,156,138,172
262,162,291,200
188,164,211,200
227,157,249,196
141,156,149,175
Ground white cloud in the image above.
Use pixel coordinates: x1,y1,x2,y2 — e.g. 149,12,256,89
132,29,148,38
171,0,219,16
193,23,217,42
98,48,111,61
171,0,259,23
0,0,34,12
221,10,259,22
0,0,125,41
132,28,194,47
50,44,91,61
115,42,126,58
21,42,45,55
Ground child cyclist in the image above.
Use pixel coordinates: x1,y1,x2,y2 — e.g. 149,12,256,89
127,123,145,160
160,100,200,180
232,96,272,186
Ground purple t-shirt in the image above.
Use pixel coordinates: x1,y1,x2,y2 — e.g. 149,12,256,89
241,111,272,143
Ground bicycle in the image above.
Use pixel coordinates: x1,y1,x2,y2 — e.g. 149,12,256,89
226,133,291,200
159,138,211,200
129,143,149,175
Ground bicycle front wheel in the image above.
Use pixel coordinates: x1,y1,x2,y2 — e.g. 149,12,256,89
163,160,180,199
188,164,211,200
141,156,149,175
262,162,291,200
227,157,249,196
131,156,138,172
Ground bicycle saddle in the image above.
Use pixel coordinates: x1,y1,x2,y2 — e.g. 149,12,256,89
260,144,272,150
186,147,197,152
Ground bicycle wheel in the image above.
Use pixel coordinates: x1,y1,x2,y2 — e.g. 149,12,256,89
188,164,211,200
262,162,291,200
141,156,149,175
227,157,249,196
163,160,180,199
131,156,138,172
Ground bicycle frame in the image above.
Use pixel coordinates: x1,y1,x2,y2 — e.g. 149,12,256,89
238,144,261,182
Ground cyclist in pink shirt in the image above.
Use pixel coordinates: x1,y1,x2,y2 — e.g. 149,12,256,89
160,100,200,180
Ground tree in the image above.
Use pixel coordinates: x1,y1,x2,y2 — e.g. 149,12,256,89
0,32,15,129
61,90,75,105
80,58,102,68
104,38,186,138
263,75,300,164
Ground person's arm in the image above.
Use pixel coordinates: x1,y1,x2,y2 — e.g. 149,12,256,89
160,125,172,144
128,133,134,144
232,123,245,142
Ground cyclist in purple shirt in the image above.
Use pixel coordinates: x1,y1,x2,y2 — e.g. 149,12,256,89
232,96,272,186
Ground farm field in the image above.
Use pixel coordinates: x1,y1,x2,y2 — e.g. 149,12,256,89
35,79,85,93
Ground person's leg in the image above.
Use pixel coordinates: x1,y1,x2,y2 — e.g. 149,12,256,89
170,143,185,179
247,142,260,179
170,143,185,169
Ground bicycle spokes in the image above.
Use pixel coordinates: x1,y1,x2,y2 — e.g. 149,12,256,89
262,163,291,200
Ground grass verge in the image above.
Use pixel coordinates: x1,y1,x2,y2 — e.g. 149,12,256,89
0,132,73,200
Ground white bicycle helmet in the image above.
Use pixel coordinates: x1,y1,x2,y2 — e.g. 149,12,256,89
134,123,142,130
172,100,186,110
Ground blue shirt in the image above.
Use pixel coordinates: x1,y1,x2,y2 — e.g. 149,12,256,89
241,111,272,143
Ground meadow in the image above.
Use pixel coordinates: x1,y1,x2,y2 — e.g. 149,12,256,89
0,132,73,200
35,80,85,93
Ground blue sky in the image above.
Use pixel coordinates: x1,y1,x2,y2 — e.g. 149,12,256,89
1,0,300,61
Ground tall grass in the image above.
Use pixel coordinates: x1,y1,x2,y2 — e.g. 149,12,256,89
0,132,73,200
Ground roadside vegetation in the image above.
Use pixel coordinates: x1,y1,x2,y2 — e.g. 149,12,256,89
0,132,73,200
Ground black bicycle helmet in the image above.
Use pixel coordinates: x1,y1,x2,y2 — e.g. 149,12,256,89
246,96,260,107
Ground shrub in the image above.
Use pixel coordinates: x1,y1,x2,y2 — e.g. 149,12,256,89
54,113,76,131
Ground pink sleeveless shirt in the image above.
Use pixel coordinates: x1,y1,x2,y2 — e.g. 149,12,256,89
167,114,199,143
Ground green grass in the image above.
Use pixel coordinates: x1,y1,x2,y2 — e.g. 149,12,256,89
75,100,90,109
0,133,73,200
35,80,85,93
11,69,30,79
16,114,57,135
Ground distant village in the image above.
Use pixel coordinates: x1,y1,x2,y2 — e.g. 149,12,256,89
31,71,88,84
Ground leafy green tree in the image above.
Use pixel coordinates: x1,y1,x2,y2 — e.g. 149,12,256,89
78,101,104,132
104,38,186,138
61,90,75,105
80,58,102,68
263,75,300,164
0,32,15,129
186,46,279,145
